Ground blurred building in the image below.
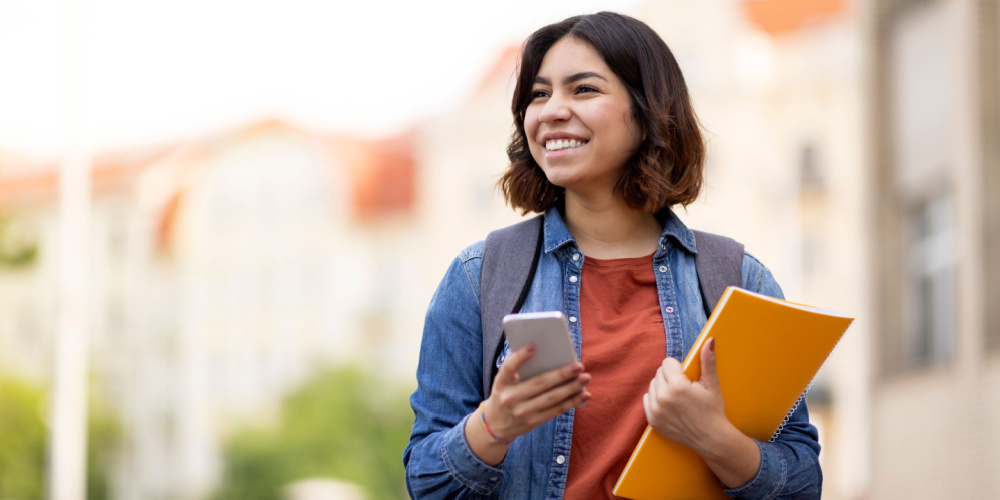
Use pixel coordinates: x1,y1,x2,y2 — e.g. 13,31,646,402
0,120,424,500
867,0,1000,497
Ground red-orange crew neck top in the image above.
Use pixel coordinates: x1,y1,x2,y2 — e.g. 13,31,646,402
564,253,667,498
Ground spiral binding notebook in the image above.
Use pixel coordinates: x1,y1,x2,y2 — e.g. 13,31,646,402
612,286,853,500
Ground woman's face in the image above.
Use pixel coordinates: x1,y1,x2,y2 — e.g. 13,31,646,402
524,36,643,200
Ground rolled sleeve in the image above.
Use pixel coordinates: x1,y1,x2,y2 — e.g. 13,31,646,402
441,415,506,494
723,440,787,499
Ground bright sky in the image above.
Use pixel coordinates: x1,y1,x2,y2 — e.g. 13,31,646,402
0,0,640,159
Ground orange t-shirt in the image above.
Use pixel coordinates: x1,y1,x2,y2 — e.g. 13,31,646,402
564,253,666,499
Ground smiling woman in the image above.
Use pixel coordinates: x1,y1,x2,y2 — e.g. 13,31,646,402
500,12,705,217
404,11,822,500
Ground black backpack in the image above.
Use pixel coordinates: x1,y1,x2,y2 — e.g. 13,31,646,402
478,214,744,398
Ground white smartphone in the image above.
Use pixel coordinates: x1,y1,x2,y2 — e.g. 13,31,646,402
502,311,578,380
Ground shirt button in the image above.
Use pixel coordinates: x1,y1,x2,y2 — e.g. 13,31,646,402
660,243,666,250
490,477,499,482
665,306,675,314
572,253,580,261
556,455,566,465
569,316,577,323
659,266,667,273
569,275,578,283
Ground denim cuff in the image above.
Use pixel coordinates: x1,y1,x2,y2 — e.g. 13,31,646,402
440,414,506,496
723,440,787,499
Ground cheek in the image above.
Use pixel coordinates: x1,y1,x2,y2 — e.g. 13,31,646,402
523,110,540,143
523,111,545,163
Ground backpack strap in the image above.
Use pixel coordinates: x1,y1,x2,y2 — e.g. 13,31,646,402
692,230,745,317
480,215,544,398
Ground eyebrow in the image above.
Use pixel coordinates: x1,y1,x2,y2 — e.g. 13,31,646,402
533,71,608,85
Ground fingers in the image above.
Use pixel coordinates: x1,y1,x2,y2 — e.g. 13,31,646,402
645,351,729,447
658,357,687,388
699,337,719,388
496,342,585,397
521,375,591,425
515,370,590,415
493,344,536,389
648,357,689,411
489,361,591,439
521,361,585,396
501,361,589,413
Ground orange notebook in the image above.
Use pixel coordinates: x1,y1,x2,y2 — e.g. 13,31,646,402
613,287,853,500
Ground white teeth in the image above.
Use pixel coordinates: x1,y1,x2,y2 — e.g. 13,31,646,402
545,139,586,151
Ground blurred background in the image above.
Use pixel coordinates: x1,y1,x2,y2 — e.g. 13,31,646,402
1,0,998,498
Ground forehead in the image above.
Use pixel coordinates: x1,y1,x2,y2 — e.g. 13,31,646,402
536,37,612,79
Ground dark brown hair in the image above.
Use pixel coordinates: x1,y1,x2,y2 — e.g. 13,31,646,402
498,12,706,214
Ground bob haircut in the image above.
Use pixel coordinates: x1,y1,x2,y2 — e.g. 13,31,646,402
499,12,706,214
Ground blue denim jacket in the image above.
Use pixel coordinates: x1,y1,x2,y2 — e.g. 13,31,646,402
404,207,822,499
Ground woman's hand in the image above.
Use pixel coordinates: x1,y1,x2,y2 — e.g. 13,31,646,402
465,344,591,465
643,338,727,451
643,338,760,488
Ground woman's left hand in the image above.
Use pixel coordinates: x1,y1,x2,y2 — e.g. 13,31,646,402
642,337,728,454
642,337,762,488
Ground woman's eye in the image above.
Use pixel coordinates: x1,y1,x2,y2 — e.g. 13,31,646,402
531,90,549,99
576,85,598,94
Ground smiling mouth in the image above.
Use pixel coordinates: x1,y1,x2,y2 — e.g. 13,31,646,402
545,139,588,151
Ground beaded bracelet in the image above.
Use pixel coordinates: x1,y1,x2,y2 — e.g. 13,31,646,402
478,402,511,445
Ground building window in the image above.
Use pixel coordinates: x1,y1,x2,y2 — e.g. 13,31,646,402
902,193,955,366
877,0,960,373
799,143,826,193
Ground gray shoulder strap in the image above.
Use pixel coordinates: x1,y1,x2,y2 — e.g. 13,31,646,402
480,215,544,398
692,230,745,317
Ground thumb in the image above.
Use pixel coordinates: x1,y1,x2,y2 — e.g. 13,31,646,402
699,337,719,388
496,344,535,386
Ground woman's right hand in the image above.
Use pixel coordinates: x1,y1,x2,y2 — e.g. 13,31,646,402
465,344,591,465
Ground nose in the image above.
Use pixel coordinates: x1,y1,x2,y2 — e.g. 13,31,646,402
538,92,571,123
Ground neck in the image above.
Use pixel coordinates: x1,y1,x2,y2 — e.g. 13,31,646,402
562,192,662,259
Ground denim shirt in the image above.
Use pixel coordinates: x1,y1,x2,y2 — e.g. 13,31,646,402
404,207,822,499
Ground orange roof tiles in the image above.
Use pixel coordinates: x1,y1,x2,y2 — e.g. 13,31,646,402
0,147,168,210
0,119,418,224
742,0,847,35
346,130,416,220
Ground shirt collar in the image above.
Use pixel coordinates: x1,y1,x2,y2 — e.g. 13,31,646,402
541,205,698,255
654,207,698,254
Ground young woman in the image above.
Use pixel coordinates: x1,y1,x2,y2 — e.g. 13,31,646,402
404,12,822,499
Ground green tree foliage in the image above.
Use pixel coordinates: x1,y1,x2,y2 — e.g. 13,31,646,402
0,375,120,500
0,377,46,499
0,215,38,268
214,366,414,500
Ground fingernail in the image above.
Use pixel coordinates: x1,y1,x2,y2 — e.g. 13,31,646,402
571,363,583,373
708,338,715,353
579,374,591,384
